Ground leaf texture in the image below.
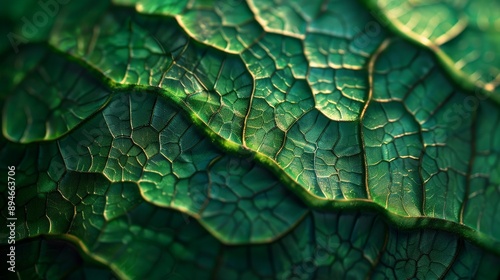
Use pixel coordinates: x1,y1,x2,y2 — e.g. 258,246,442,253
1,0,500,279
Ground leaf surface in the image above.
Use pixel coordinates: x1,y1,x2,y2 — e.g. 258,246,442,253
1,0,500,279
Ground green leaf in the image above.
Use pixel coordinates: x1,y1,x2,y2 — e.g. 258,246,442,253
363,0,500,98
1,0,500,279
58,90,308,243
0,237,116,279
3,50,111,143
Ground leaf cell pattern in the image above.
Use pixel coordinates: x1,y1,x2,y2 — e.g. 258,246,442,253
1,0,500,279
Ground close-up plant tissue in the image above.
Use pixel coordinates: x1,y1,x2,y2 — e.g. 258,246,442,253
1,0,499,279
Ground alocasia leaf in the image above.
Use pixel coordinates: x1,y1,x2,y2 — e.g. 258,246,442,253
1,0,500,279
